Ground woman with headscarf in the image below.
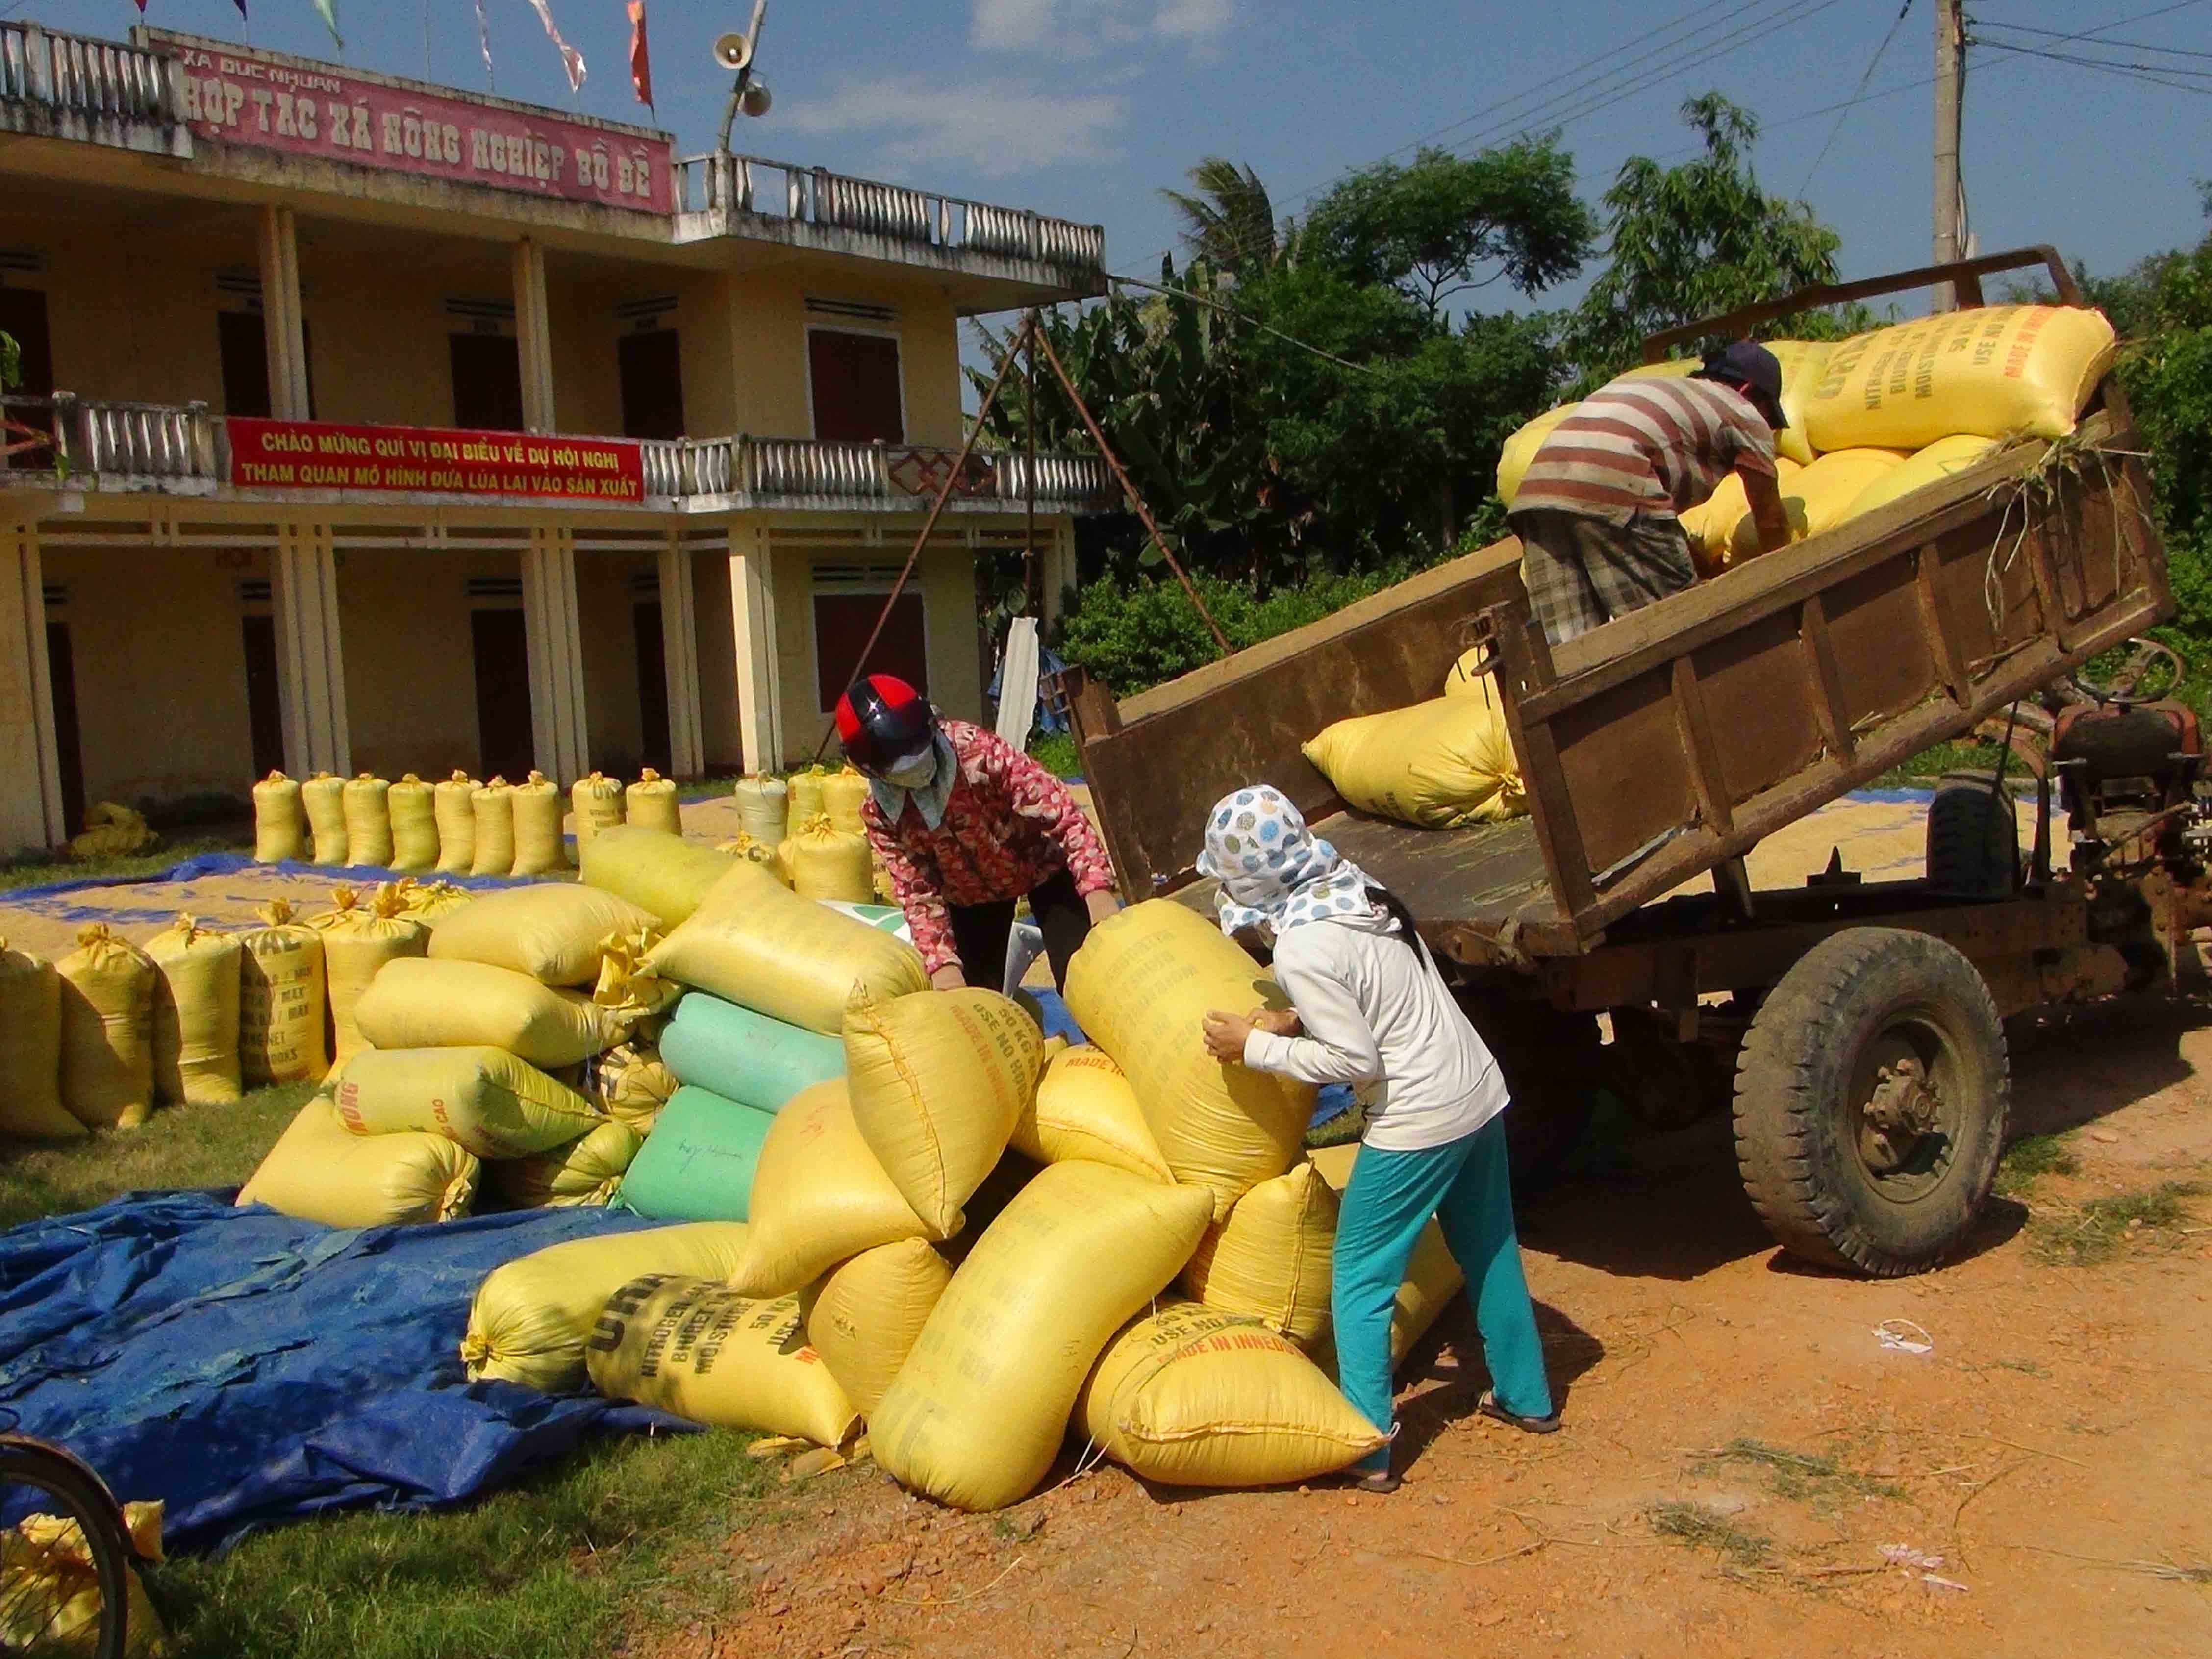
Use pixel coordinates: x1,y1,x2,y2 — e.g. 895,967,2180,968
1196,785,1557,1492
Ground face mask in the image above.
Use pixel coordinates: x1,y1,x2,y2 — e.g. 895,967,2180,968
882,749,937,790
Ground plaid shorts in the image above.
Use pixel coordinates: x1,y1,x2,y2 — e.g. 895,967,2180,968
1511,508,1698,648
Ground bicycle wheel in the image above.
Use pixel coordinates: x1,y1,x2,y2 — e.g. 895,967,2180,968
0,1440,132,1659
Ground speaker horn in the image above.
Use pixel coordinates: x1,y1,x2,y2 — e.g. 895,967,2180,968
712,31,754,71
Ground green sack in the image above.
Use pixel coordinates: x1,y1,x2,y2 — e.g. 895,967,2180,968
613,1085,778,1222
658,992,845,1113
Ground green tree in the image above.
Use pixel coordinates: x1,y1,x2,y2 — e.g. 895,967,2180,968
1568,94,1844,381
1160,157,1283,279
1299,138,1595,321
1,329,18,391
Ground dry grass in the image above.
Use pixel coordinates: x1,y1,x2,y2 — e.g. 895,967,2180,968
2031,1181,2204,1266
1649,1502,1772,1567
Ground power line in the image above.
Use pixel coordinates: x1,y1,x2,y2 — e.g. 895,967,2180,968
1975,19,2212,57
1802,0,1916,193
1973,38,2212,93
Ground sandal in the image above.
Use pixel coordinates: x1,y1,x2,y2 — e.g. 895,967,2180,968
1477,1389,1561,1435
1344,1466,1400,1494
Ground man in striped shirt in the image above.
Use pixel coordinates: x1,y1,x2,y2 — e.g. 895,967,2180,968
1510,341,1793,647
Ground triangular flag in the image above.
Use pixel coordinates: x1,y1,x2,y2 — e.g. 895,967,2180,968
626,0,653,111
311,0,343,50
474,0,496,87
523,0,586,94
234,0,249,18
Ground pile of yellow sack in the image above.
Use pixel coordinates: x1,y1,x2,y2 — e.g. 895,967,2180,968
465,892,1473,1508
1498,303,2118,574
0,1497,169,1657
1300,649,1526,830
717,766,888,905
250,768,683,877
236,878,680,1226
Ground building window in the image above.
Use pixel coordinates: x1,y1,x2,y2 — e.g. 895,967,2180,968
618,329,685,440
807,329,903,444
217,312,315,419
450,334,525,432
813,584,927,712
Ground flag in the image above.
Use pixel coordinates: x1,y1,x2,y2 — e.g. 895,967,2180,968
474,0,495,86
234,0,249,17
311,0,343,50
625,0,652,111
523,0,586,94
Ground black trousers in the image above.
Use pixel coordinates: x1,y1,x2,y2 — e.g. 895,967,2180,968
947,867,1091,993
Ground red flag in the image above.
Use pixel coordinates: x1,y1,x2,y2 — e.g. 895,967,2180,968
626,0,653,112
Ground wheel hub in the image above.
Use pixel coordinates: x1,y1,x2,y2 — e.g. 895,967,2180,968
1860,1056,1939,1173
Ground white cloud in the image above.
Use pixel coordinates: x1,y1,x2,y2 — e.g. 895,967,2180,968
970,0,1234,57
779,77,1127,177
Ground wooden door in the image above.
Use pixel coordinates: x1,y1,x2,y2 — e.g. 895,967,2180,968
618,330,685,440
470,608,535,780
240,613,285,779
217,312,314,419
812,590,927,713
807,330,903,443
450,334,525,432
45,619,84,834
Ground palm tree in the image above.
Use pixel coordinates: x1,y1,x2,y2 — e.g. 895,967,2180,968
1160,157,1281,278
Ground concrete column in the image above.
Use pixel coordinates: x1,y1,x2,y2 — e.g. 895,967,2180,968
0,520,67,851
522,527,589,782
658,536,705,777
256,206,312,420
1040,518,1076,630
728,522,783,773
511,238,557,434
271,521,351,777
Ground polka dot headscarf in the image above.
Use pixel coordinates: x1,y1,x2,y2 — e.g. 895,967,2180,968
1197,784,1388,938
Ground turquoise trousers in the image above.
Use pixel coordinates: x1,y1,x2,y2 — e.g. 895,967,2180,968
1332,1116,1553,1472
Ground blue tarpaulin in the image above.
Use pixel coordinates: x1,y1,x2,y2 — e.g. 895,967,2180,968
0,1191,681,1551
0,852,548,907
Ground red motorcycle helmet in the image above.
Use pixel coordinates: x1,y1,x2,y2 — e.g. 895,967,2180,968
835,674,936,775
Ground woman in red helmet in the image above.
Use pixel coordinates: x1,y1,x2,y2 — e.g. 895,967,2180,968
836,674,1120,992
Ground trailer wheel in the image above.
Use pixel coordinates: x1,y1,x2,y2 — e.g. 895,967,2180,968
1926,771,2019,899
1733,927,2008,1276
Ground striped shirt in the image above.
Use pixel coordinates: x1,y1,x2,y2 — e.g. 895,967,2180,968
1512,375,1777,526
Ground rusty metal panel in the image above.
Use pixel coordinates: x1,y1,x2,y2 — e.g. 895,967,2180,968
1693,609,1823,803
1824,556,1939,728
1550,666,1695,875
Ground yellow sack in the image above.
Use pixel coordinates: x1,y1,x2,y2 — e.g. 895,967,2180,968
780,814,874,903
787,769,827,824
1309,1142,1465,1363
352,957,630,1070
844,988,1044,1235
872,1161,1214,1511
55,925,155,1131
733,774,789,846
335,1044,604,1158
146,914,243,1106
1803,304,2116,452
238,899,329,1086
1180,1161,1338,1344
643,861,928,1035
252,771,305,864
462,1220,750,1392
1077,1302,1384,1488
432,771,478,874
626,768,682,837
0,938,78,1141
511,770,566,877
469,778,516,878
342,773,393,868
428,884,656,987
1302,693,1525,829
588,1277,859,1447
1679,454,1807,571
1442,647,1489,698
799,1238,953,1417
715,832,792,887
1064,901,1310,1221
1014,1041,1173,1183
1762,338,1831,467
302,772,349,865
570,771,626,850
399,878,473,926
727,1079,934,1297
238,1097,478,1226
387,774,439,873
588,1041,679,1131
1846,432,2003,519
822,768,870,836
316,885,430,1062
1495,403,1573,507
487,1119,644,1209
578,826,736,927
2,1501,170,1659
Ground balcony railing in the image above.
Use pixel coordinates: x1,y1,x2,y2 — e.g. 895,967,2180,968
0,20,179,129
1,394,1117,513
674,152,1106,276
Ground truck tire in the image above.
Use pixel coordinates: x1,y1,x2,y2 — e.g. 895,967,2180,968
1926,771,2018,899
1733,927,2008,1276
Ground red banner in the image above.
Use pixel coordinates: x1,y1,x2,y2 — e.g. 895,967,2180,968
147,31,674,214
227,419,647,503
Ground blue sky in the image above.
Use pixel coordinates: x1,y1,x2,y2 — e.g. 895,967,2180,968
20,0,2212,308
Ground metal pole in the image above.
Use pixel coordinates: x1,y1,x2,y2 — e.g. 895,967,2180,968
1932,0,1964,310
809,314,1034,761
1023,309,1039,617
1031,327,1232,655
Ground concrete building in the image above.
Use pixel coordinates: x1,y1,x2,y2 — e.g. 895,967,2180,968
0,22,1109,854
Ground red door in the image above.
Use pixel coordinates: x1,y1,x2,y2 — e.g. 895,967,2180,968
807,330,903,443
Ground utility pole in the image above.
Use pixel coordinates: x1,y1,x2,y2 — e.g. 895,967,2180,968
1932,0,1965,309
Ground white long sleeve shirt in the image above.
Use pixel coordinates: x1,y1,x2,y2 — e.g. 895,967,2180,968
1240,912,1508,1153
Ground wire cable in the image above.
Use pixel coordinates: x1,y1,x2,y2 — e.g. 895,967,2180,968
1803,0,1915,193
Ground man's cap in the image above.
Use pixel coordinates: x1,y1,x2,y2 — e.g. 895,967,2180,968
1701,340,1788,427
